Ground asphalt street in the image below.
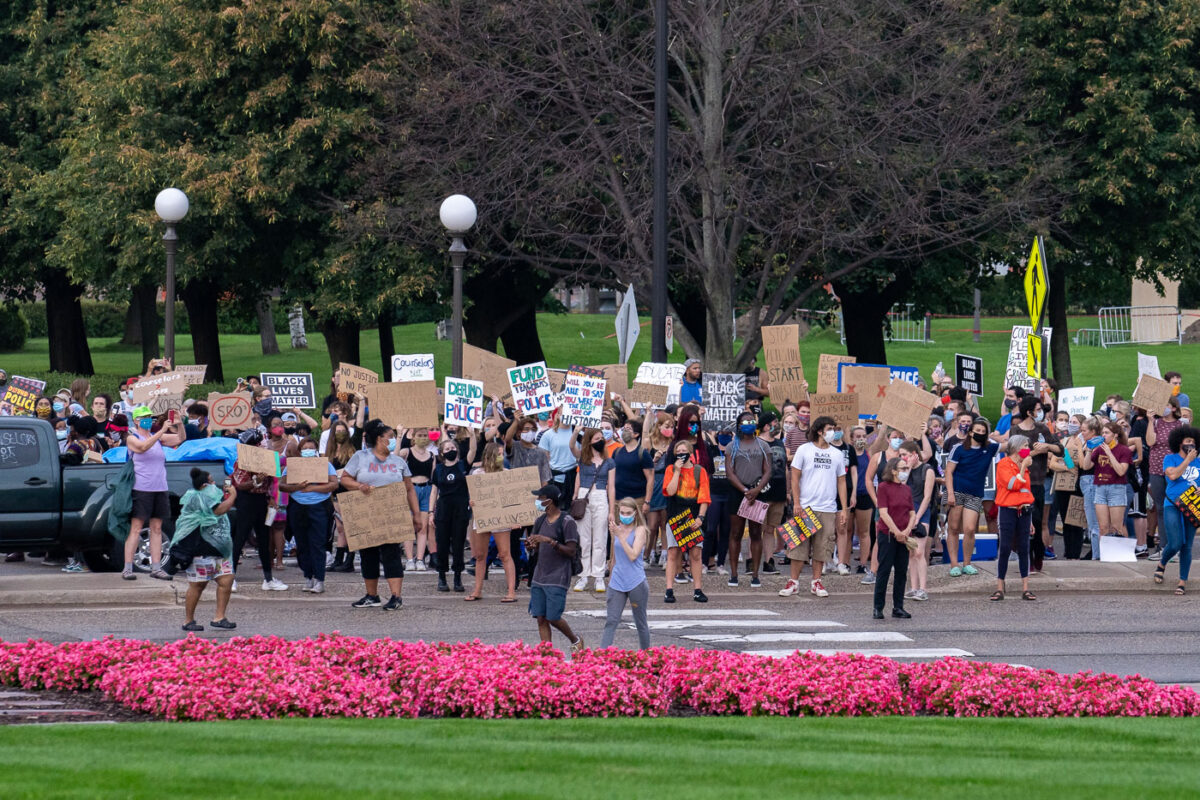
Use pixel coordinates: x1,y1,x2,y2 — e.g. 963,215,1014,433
3,556,1199,685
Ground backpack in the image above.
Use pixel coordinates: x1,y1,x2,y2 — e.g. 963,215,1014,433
525,513,583,585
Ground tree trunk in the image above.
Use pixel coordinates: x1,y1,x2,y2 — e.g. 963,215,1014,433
498,304,546,364
583,285,599,313
180,280,224,383
255,298,280,355
122,297,141,345
462,259,551,359
130,282,160,368
1048,258,1073,388
41,267,94,375
319,317,361,371
378,306,395,379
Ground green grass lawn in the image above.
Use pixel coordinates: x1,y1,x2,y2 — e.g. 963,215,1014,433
1,716,1199,798
0,312,1191,405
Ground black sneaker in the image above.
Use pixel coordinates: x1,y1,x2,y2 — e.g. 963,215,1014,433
382,596,402,610
209,618,237,629
437,576,450,592
856,565,867,574
181,621,203,632
750,576,762,588
762,559,778,574
693,589,708,603
664,589,676,604
351,594,382,608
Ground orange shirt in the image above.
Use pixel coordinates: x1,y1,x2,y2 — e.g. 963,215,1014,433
995,456,1034,507
663,464,712,505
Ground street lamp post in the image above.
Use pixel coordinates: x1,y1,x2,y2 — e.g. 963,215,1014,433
154,188,189,365
439,194,477,379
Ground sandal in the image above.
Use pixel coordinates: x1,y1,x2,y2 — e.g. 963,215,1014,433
464,594,481,602
1154,564,1166,585
989,590,1004,602
1176,584,1187,596
500,596,517,603
1022,590,1037,601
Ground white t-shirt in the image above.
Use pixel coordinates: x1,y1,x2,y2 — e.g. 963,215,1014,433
790,441,846,512
318,426,356,453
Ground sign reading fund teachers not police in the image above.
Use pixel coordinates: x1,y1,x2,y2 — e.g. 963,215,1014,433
259,372,316,408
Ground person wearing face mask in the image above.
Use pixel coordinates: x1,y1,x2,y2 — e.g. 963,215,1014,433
465,441,518,602
1156,425,1200,594
229,430,280,591
568,426,617,592
863,426,928,584
793,402,812,447
1079,420,1132,553
324,420,361,572
872,457,914,618
780,412,804,462
341,420,422,609
995,385,1026,436
723,411,773,588
1146,396,1184,554
599,418,622,459
1127,402,1152,556
1073,416,1105,557
1165,371,1190,409
847,425,876,575
526,484,584,652
397,427,436,571
782,416,848,599
122,405,185,581
251,385,274,420
757,412,792,573
263,415,297,574
611,416,654,532
992,435,1037,601
641,412,676,565
1048,424,1085,559
662,440,710,603
700,426,734,575
600,497,652,649
898,441,934,601
427,424,479,593
1005,396,1061,570
944,418,998,577
33,395,55,420
279,439,340,594
539,410,582,503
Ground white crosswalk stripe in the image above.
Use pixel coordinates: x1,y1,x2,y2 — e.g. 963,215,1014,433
566,608,781,619
647,619,845,630
683,631,913,644
746,648,974,659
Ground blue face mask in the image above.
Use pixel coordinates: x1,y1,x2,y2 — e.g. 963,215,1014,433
738,423,757,436
535,499,547,512
889,437,904,450
944,409,955,422
602,429,613,441
717,433,733,446
138,418,153,431
537,412,550,422
300,450,318,458
52,402,65,413
618,513,636,525
386,438,397,453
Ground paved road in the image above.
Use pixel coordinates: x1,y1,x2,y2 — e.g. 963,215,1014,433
3,557,1199,684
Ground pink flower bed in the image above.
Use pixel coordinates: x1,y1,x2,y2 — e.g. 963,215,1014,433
1,635,1196,721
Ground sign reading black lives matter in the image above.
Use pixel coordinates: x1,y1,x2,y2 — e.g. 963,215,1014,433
701,372,746,432
954,354,984,397
259,372,316,409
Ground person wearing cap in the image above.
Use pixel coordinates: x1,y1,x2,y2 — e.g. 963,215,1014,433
527,483,585,652
123,405,185,581
0,369,8,387
680,359,703,405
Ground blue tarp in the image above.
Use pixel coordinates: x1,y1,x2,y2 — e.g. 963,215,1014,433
103,437,239,475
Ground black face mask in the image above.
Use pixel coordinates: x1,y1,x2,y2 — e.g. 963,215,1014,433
972,432,988,444
443,451,457,462
283,427,296,435
592,441,605,452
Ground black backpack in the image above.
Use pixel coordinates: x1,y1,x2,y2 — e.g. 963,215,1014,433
525,513,583,585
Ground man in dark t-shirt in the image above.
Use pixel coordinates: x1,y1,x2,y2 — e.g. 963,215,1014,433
528,484,584,652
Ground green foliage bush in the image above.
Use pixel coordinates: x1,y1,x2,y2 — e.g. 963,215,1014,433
0,304,29,351
20,298,294,339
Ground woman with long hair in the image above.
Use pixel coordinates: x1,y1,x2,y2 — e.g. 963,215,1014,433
643,412,675,565
944,418,998,578
1155,425,1200,595
429,425,479,592
600,497,651,649
568,426,617,592
398,427,437,571
325,419,359,572
1080,420,1133,550
466,441,517,602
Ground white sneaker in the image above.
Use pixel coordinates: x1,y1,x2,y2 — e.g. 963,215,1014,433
414,560,426,572
573,577,588,592
263,578,289,591
810,579,829,598
836,563,851,576
302,578,314,593
406,558,416,570
595,577,606,593
310,580,325,594
914,589,929,601
778,579,801,597
717,565,729,576
230,580,238,593
904,589,917,599
325,552,336,567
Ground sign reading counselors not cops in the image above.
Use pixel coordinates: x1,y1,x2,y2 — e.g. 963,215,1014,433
260,372,316,409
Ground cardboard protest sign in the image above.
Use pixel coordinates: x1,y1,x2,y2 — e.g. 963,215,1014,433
701,372,745,432
546,368,568,394
1065,495,1087,528
1057,386,1095,418
391,353,435,382
236,444,281,477
1177,486,1200,527
588,364,629,395
633,362,686,405
260,372,316,409
667,507,703,552
954,354,983,396
737,496,769,523
560,368,607,427
206,392,254,430
508,361,558,415
1138,352,1161,380
1132,374,1173,414
465,466,543,532
625,382,669,409
131,371,187,407
777,508,822,549
1052,468,1078,493
462,343,516,399
810,392,860,433
1004,326,1053,393
817,354,856,395
337,363,378,398
176,365,208,386
876,379,937,439
762,325,806,405
339,482,415,551
837,365,891,418
286,455,332,485
444,377,485,429
0,376,45,416
368,381,439,430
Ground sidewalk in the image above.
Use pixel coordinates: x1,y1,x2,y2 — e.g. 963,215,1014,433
0,573,179,607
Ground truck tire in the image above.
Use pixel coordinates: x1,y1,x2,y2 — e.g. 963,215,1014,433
84,521,176,573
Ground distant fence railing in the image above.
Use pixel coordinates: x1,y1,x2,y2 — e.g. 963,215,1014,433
1097,305,1181,348
839,303,933,346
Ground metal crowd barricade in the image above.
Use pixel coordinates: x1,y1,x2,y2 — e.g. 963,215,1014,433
838,303,933,345
1097,305,1181,348
1072,328,1103,347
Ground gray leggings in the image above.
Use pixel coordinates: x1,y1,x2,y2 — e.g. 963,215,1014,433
600,580,651,649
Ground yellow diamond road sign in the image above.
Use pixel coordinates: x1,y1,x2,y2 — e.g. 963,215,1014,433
1027,333,1043,379
1024,237,1048,330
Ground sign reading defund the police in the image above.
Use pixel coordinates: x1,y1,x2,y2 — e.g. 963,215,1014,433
444,377,484,429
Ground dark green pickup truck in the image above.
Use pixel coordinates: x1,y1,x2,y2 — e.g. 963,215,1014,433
0,416,227,572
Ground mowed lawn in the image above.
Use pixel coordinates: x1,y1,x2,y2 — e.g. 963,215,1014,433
2,716,1199,799
0,312,1192,404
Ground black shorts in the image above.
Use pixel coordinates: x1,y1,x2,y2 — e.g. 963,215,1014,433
131,489,171,522
853,493,874,511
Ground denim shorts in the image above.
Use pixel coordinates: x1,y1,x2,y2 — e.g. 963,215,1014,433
1093,482,1128,507
414,483,432,512
528,584,568,621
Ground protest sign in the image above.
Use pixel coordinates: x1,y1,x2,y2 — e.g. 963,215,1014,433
667,508,703,553
954,354,984,396
737,497,769,523
762,325,807,405
339,483,415,551
286,455,331,485
588,364,629,395
701,372,746,432
810,392,860,433
561,368,607,427
146,392,185,416
1004,326,1053,393
466,466,543,532
391,354,435,382
508,361,558,415
1053,468,1078,493
1099,534,1138,562
625,382,669,409
236,444,281,477
206,392,254,430
462,343,516,399
633,362,686,405
837,365,891,418
546,368,568,394
260,372,316,409
176,365,208,386
444,377,485,429
1132,374,1173,414
1138,352,1161,380
1057,386,1095,418
817,354,856,395
1065,495,1087,528
0,376,45,416
337,363,378,398
368,381,439,430
876,379,937,439
777,508,822,549
131,371,187,407
1177,486,1200,528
